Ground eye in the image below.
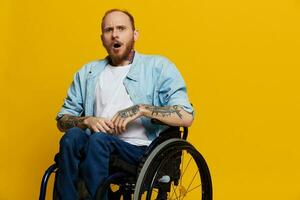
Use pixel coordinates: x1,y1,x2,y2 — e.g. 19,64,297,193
118,26,126,31
104,27,113,33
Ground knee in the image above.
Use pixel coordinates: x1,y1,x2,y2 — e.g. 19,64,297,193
60,127,85,148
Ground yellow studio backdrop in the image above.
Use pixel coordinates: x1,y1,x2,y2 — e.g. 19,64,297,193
1,0,300,199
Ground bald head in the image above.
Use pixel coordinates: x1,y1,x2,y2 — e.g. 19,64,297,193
101,9,135,32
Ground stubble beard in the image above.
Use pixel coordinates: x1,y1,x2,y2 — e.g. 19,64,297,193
109,38,135,65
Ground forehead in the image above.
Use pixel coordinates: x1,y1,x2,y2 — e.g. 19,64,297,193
102,11,131,27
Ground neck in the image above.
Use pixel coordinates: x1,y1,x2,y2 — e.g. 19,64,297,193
110,50,135,66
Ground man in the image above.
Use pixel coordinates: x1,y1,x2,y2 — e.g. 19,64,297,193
55,9,194,200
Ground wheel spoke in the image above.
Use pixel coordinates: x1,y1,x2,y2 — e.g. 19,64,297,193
181,157,192,179
173,184,202,200
172,183,202,200
185,170,199,195
186,184,201,194
171,151,193,200
176,156,192,199
171,182,179,200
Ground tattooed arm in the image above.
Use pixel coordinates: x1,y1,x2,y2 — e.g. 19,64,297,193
141,105,193,127
57,115,87,132
57,114,114,133
111,104,193,134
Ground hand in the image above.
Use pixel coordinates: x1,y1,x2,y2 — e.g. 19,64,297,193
83,117,114,134
111,105,143,134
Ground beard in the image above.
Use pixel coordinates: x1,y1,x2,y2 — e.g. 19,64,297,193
107,37,135,65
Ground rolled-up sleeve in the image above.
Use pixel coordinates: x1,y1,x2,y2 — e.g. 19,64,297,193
158,61,194,115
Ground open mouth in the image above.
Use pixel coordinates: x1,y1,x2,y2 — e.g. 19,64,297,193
113,42,122,49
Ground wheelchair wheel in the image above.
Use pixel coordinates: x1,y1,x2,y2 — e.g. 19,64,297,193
95,173,134,200
134,138,212,200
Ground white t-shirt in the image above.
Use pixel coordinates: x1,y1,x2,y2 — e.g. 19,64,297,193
94,64,151,146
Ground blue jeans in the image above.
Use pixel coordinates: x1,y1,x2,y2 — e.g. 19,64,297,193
55,127,147,200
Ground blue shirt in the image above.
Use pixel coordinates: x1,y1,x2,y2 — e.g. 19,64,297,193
57,52,194,140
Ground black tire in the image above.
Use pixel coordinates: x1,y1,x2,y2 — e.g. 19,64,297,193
134,138,212,200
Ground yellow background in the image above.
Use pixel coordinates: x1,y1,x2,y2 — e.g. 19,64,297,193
1,0,300,199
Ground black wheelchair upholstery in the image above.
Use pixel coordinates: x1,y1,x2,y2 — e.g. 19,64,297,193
39,126,212,200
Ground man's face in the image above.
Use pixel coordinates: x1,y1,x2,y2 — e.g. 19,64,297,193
101,11,138,64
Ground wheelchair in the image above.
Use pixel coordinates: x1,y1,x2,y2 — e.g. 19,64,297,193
39,125,212,200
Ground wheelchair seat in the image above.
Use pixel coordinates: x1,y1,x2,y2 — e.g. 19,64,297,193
39,126,212,200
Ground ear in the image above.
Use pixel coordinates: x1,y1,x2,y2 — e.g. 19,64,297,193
100,34,105,46
133,30,139,42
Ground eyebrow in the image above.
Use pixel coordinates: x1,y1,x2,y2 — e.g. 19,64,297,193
103,25,127,30
117,25,127,29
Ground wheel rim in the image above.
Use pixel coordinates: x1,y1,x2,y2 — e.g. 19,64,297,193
146,147,204,200
134,139,212,200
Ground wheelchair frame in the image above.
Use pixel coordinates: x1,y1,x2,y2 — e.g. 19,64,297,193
39,126,212,200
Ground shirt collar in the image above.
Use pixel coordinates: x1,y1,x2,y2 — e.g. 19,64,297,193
89,51,142,81
125,51,141,82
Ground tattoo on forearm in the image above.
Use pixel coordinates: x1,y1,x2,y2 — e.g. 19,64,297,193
144,105,183,119
58,115,86,130
119,105,140,118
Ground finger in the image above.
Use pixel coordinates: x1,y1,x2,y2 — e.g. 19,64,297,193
119,119,126,132
100,121,112,132
104,119,114,129
114,117,121,134
106,128,113,135
104,123,115,135
111,113,118,124
121,116,132,132
113,116,120,134
117,118,124,134
114,125,119,135
91,126,100,133
120,122,126,132
121,120,128,132
96,123,106,133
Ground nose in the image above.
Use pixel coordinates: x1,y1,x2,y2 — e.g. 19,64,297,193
112,29,119,38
